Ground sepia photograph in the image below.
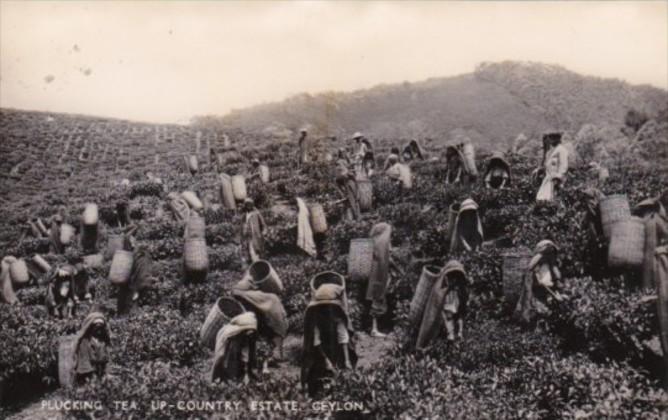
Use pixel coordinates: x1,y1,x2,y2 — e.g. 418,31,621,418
1,1,667,418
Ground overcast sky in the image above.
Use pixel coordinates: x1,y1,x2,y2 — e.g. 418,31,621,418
1,1,666,124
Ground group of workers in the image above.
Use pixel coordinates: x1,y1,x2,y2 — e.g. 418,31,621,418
2,127,666,397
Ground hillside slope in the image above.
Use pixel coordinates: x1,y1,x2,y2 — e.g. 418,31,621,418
202,61,667,148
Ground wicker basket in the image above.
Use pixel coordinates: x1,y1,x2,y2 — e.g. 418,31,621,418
502,249,532,307
416,276,449,349
109,250,133,285
600,194,630,240
83,254,104,269
184,238,209,272
608,217,645,268
188,155,199,173
309,203,328,234
9,259,30,285
199,297,246,350
82,203,98,225
219,174,236,210
58,335,77,388
462,143,478,176
260,165,270,183
59,223,75,245
245,260,283,294
33,255,52,273
310,271,346,297
408,265,441,333
357,179,373,211
105,234,124,261
186,214,206,239
232,175,247,201
182,191,203,210
348,238,374,282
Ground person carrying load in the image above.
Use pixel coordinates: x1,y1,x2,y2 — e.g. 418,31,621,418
232,270,288,374
514,240,565,326
450,198,484,253
117,232,154,315
334,149,361,221
383,148,401,170
352,132,375,176
72,311,111,384
484,152,511,189
167,192,190,222
444,144,475,185
581,188,607,281
1,256,19,305
45,264,78,318
402,139,425,161
441,260,470,342
210,311,258,385
637,191,668,290
240,198,267,266
49,214,65,254
535,132,569,202
365,223,403,338
385,157,413,190
298,128,309,168
301,283,357,396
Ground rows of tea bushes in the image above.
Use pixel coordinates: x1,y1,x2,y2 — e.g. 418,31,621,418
1,108,667,418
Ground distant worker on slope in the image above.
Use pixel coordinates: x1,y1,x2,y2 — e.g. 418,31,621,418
298,128,309,168
535,132,569,202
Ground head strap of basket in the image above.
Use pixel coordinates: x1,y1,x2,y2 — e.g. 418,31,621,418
534,239,558,256
313,283,345,304
311,271,345,295
443,260,469,284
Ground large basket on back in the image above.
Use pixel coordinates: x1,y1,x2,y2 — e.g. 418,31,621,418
348,238,374,282
502,249,532,308
310,271,346,298
9,259,30,285
184,238,209,272
59,223,75,245
600,194,630,240
188,155,199,173
83,203,99,226
199,297,246,350
608,217,645,268
186,214,206,239
109,250,133,285
239,260,283,294
58,335,77,388
416,276,449,349
357,179,373,211
408,265,442,333
182,191,203,210
259,165,270,183
33,255,52,273
309,203,328,234
232,175,247,201
219,174,236,210
462,143,478,176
